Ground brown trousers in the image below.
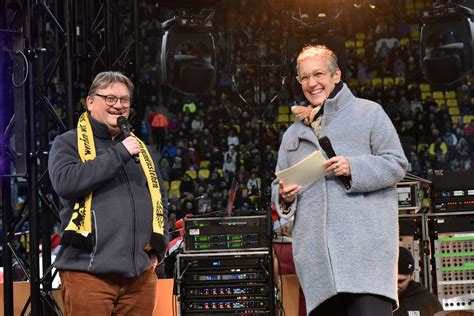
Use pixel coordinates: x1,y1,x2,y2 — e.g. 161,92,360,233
59,267,157,316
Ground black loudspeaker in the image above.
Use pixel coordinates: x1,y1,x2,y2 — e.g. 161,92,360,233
420,4,474,85
161,26,216,94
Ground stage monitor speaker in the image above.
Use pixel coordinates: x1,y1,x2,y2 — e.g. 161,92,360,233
161,26,216,94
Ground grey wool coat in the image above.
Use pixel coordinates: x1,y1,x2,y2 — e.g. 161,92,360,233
272,83,408,313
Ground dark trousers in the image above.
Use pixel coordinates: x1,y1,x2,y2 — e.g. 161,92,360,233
309,293,393,316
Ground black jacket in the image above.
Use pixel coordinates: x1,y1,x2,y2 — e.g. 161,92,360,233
394,281,443,316
49,115,168,277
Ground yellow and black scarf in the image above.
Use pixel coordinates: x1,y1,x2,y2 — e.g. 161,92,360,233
60,112,165,255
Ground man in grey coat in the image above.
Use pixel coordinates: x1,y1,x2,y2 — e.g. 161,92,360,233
272,45,408,315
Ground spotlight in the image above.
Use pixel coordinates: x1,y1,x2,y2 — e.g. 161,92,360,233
160,9,217,94
420,3,474,85
161,25,216,94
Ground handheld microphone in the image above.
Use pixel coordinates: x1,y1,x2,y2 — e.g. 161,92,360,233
117,116,140,164
318,136,351,190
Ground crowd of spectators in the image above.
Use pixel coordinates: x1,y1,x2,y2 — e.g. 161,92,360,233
49,1,474,228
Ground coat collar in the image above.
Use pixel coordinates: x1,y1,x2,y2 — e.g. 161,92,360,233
322,82,355,116
288,82,355,147
88,114,115,139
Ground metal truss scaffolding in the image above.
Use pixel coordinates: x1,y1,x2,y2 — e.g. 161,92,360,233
1,0,139,314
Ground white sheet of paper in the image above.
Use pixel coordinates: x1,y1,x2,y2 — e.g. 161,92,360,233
275,150,329,187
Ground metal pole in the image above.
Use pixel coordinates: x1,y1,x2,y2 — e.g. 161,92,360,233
36,6,53,315
2,177,14,316
105,0,112,69
133,0,143,132
65,0,75,129
25,0,42,313
421,212,431,292
0,4,14,313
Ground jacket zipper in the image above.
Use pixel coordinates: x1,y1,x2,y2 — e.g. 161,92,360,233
122,168,138,275
88,209,98,270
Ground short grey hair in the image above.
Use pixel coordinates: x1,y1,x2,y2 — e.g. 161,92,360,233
88,71,134,97
296,44,339,75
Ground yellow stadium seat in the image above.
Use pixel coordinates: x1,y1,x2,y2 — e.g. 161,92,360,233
411,27,420,39
345,40,355,49
445,90,456,99
447,99,458,107
170,180,181,190
168,188,181,199
400,38,410,46
356,32,366,40
198,169,210,179
414,0,424,9
419,83,431,92
199,160,210,168
162,180,169,191
421,91,432,100
231,125,240,134
395,77,405,85
417,143,429,153
356,40,364,48
278,105,289,114
371,77,382,86
356,47,365,56
406,8,416,16
185,169,197,180
451,115,461,125
448,107,460,116
432,91,444,99
383,77,394,86
347,78,358,87
277,114,290,123
215,168,223,177
290,113,296,121
435,99,445,107
464,115,474,124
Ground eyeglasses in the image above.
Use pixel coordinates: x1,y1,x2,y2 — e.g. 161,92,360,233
95,94,132,107
296,70,330,84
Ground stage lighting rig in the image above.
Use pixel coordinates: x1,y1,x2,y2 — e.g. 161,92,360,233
160,8,217,94
156,0,223,8
420,1,474,85
290,10,336,36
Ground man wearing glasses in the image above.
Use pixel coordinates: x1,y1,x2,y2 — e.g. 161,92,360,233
48,71,168,315
273,45,408,315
